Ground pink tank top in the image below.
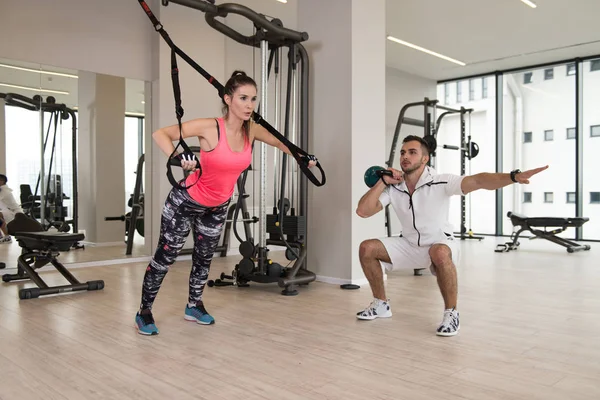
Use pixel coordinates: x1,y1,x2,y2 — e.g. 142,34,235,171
186,118,252,206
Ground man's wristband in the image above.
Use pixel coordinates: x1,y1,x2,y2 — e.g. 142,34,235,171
510,169,521,183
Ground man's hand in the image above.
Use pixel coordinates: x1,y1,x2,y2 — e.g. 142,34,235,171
383,168,404,185
515,165,549,184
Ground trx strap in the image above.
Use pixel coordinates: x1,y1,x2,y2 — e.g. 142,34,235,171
137,0,326,188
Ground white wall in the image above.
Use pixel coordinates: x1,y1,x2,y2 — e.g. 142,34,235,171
0,0,157,82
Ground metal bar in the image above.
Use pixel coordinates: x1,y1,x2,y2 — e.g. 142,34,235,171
273,47,281,207
402,117,425,127
495,73,504,236
258,39,268,261
575,58,584,240
163,0,218,13
435,104,462,113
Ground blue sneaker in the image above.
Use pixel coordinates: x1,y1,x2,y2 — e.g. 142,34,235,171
184,302,215,325
135,310,159,335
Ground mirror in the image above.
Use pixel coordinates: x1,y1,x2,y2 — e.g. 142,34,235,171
0,56,151,266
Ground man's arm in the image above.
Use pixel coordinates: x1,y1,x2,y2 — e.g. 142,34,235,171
461,165,549,195
356,179,388,218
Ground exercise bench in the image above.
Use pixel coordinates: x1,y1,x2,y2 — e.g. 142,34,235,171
2,213,104,300
496,211,591,254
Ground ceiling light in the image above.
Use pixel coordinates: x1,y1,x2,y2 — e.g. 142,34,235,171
0,82,69,95
276,0,287,3
386,36,466,66
0,63,78,78
519,0,537,8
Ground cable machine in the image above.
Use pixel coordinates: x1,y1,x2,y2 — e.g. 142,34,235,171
142,0,322,295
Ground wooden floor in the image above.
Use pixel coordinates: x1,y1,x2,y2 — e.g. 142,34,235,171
0,237,598,399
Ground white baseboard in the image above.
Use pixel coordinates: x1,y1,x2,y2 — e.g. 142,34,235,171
80,241,126,247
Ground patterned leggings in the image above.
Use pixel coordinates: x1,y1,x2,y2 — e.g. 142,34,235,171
139,188,229,310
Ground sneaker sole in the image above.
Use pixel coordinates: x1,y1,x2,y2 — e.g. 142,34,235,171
436,326,460,337
134,323,159,336
356,312,392,321
184,314,215,325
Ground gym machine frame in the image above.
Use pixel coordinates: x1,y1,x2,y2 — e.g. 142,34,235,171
161,0,316,295
0,92,80,241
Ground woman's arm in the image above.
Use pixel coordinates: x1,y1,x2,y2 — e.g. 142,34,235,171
250,123,291,155
152,118,215,157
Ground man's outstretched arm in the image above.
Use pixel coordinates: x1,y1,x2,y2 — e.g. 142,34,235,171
461,165,549,195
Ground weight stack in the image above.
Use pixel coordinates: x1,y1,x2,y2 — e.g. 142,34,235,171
266,214,306,240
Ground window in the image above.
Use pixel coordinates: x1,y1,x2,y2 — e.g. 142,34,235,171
524,72,533,84
544,68,554,80
444,82,450,104
469,79,474,101
523,131,532,143
456,81,462,103
566,63,576,76
482,77,488,98
544,192,554,203
566,127,576,139
544,129,554,141
523,192,532,203
567,192,576,204
583,59,600,239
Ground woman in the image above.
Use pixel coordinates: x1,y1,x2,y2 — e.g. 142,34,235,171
135,70,316,335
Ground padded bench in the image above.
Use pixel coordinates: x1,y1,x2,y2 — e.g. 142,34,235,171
496,211,591,253
2,213,104,300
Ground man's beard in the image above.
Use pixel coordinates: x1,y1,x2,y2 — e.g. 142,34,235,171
401,161,422,175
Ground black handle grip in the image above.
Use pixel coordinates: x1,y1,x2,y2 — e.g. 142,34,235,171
376,169,393,177
168,157,200,169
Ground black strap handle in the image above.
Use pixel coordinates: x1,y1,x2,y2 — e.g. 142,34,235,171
137,0,325,188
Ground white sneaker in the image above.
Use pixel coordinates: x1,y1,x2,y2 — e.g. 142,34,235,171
0,236,12,244
356,298,392,320
436,308,460,336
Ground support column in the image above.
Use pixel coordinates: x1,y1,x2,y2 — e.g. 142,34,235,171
299,0,386,284
78,72,126,243
0,98,5,173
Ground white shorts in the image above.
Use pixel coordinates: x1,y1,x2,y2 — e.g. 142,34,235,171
378,235,460,275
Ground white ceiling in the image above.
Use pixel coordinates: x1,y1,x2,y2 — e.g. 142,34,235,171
385,0,600,81
3,0,599,110
0,57,145,115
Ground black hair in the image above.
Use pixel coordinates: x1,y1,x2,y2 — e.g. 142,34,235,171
222,70,257,138
402,135,437,156
0,174,6,184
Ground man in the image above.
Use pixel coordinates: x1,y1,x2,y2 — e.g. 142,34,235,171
355,135,547,336
0,174,24,243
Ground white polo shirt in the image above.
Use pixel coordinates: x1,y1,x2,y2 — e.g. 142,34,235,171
379,166,465,247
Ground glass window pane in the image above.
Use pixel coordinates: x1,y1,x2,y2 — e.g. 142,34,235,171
583,60,600,239
503,64,575,238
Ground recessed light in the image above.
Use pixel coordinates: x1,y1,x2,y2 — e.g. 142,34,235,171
520,0,537,8
0,82,69,95
0,63,78,78
386,36,466,66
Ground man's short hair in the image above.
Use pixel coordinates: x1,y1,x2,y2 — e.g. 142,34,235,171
0,174,7,184
402,135,432,156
